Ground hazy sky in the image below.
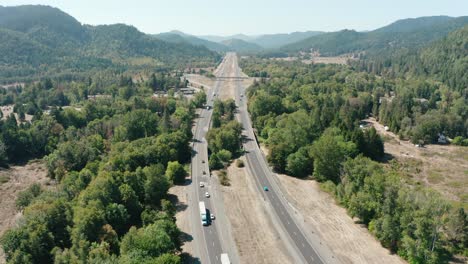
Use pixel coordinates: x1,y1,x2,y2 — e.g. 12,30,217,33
1,0,467,35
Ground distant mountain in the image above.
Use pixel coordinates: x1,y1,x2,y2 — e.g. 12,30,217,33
373,16,454,33
198,31,324,49
154,31,228,52
251,31,324,49
200,34,255,43
221,38,263,53
281,16,468,56
0,5,219,82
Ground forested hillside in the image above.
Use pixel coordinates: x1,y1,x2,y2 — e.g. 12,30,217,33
0,5,220,83
154,31,229,52
241,58,467,263
354,25,468,92
0,72,200,263
348,25,468,145
281,16,468,56
221,38,263,53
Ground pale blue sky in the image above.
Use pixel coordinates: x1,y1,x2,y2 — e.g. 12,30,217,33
1,0,467,35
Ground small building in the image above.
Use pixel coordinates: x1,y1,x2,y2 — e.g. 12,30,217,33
437,133,447,144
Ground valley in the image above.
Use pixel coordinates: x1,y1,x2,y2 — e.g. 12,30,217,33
0,3,466,264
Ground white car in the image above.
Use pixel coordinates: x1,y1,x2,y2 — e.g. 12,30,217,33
199,182,204,188
210,214,215,220
205,192,210,198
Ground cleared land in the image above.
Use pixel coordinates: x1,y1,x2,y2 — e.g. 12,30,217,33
0,161,49,264
364,118,468,205
219,160,293,264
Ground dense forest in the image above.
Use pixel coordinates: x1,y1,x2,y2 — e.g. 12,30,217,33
241,57,467,263
0,5,220,83
0,72,204,263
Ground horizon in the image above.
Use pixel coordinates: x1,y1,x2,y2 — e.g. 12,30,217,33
2,0,468,36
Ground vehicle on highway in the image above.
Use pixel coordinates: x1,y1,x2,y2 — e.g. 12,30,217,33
221,253,231,264
263,186,269,191
211,213,215,220
202,160,205,163
203,170,206,175
205,192,210,198
199,201,208,226
199,182,204,187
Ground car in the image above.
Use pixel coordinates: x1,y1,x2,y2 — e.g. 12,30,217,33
199,182,204,187
210,214,215,220
202,160,205,163
263,186,269,191
205,192,210,198
203,170,206,175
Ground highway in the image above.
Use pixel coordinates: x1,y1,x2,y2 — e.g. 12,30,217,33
189,56,238,264
229,53,326,264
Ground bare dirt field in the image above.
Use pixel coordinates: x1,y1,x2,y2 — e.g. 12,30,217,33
0,160,49,263
184,74,215,90
274,173,406,264
364,118,468,205
219,160,293,264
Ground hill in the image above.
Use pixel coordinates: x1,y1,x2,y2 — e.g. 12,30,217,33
373,16,454,33
154,31,228,52
0,5,220,82
199,33,254,43
355,25,468,91
251,31,324,49
0,4,87,51
281,16,468,56
221,38,263,53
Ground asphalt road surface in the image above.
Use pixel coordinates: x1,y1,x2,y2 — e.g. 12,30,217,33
189,56,236,264
230,53,325,264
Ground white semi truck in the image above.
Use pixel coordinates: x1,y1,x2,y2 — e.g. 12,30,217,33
199,201,208,226
221,253,230,264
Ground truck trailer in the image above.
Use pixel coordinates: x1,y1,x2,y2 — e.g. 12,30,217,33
199,201,208,226
221,253,230,264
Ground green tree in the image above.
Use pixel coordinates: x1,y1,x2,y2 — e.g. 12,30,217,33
165,161,186,185
311,128,357,183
